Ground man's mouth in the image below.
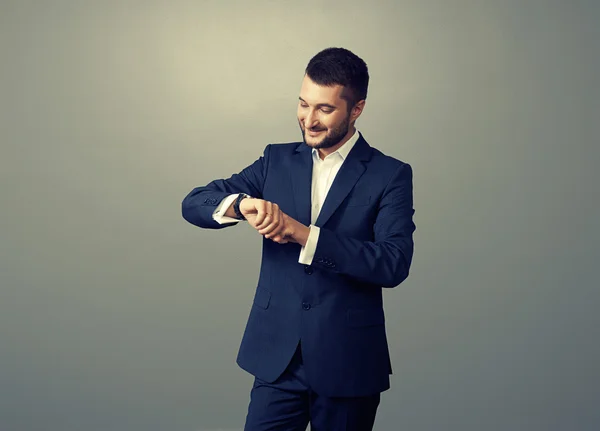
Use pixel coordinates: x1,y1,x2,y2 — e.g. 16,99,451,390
307,129,325,136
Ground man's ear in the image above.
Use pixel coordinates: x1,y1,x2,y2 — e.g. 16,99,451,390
350,99,366,122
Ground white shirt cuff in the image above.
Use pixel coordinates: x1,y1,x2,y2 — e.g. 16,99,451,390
298,225,320,265
212,194,243,224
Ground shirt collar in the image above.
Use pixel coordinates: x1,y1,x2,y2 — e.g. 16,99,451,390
312,129,360,162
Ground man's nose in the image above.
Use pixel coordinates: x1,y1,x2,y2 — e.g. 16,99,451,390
304,110,318,129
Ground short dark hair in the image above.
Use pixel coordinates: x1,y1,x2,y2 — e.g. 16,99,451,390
305,47,369,109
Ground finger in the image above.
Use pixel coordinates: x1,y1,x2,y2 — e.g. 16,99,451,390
271,223,290,242
253,200,269,227
259,203,281,234
260,204,279,235
263,223,283,238
271,204,280,228
266,211,287,239
266,209,290,239
261,207,282,237
271,234,288,244
256,201,273,230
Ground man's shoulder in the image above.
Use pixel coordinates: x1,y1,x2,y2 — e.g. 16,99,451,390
367,145,412,173
357,132,411,172
259,141,306,160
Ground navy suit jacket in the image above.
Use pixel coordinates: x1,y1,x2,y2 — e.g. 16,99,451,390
181,132,415,397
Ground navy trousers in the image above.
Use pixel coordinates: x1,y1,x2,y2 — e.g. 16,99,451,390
243,342,381,431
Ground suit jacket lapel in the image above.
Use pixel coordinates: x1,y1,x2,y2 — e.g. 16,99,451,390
290,133,372,228
316,134,371,227
290,143,313,226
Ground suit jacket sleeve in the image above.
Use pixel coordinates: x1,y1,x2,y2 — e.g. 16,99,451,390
181,145,270,229
311,162,415,288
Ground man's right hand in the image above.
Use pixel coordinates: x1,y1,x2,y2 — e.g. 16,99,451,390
240,198,291,244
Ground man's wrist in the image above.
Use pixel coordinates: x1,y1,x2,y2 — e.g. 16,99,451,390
293,224,311,247
233,193,249,220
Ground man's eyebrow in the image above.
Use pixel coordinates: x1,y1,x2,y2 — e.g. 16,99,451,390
298,97,337,109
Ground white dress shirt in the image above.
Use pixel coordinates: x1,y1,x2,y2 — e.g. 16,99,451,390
212,129,360,266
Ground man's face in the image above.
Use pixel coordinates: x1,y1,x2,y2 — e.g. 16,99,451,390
297,75,353,150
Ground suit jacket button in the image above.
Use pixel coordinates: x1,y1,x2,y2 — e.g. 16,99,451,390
304,265,313,275
302,302,311,310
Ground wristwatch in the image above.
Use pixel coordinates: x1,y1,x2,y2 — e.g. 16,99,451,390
233,193,250,220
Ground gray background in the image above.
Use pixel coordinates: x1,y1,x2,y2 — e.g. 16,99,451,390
1,1,599,430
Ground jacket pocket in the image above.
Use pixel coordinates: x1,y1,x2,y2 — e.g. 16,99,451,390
346,307,385,327
253,286,271,309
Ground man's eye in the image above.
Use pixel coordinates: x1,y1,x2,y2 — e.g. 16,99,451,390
321,108,333,113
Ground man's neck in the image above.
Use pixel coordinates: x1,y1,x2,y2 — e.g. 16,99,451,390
317,126,356,160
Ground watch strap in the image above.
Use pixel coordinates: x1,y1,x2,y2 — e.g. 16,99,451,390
233,193,249,220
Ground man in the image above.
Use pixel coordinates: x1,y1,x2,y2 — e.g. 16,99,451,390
181,47,415,431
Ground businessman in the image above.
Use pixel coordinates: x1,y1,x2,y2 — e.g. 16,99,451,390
182,47,415,431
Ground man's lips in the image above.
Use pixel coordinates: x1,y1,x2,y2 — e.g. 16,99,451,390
307,129,325,136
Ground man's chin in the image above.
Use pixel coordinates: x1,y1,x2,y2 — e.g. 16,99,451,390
302,135,323,148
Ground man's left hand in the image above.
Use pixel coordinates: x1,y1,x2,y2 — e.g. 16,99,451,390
259,212,310,246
